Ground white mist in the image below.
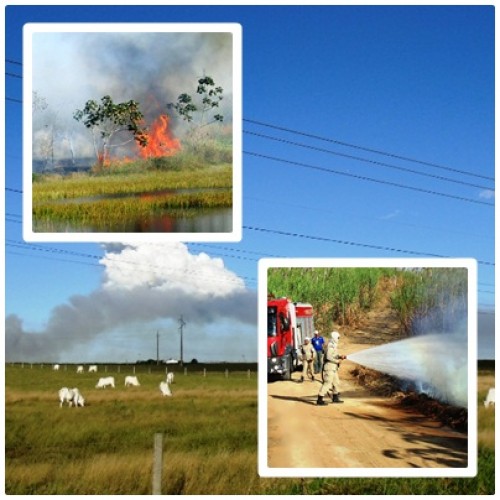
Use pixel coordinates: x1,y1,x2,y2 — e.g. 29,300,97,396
347,332,468,407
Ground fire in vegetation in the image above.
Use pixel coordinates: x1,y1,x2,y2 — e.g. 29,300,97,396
137,114,181,158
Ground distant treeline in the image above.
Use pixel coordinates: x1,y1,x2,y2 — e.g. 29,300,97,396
268,267,468,336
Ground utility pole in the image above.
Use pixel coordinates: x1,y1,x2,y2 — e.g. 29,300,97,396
179,316,186,366
156,331,160,365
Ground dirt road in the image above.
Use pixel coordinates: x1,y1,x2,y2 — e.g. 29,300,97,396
267,345,468,470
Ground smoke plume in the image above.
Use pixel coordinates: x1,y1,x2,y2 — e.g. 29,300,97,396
6,243,256,362
31,30,234,160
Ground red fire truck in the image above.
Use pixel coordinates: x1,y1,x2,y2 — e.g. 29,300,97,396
267,297,315,379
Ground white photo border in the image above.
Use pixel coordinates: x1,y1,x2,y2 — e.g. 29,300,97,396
23,22,242,243
258,257,478,478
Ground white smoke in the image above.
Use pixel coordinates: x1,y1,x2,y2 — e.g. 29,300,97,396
5,243,256,362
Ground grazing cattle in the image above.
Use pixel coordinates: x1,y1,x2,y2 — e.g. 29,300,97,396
159,381,172,397
59,387,85,408
96,376,115,389
166,372,174,384
88,365,98,373
53,364,60,371
76,365,84,373
484,387,495,408
124,375,140,387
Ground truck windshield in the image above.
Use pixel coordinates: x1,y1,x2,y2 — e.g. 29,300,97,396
268,307,277,337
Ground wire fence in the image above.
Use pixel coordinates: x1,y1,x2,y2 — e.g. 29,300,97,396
6,362,257,379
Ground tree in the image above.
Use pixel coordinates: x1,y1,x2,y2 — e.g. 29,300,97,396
74,95,147,170
168,75,224,128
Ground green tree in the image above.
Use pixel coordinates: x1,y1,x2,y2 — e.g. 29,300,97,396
168,75,224,127
74,95,147,171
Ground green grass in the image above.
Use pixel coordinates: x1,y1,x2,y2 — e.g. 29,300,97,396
5,364,495,494
33,165,233,202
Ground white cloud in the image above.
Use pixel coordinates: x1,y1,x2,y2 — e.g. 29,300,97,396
100,242,245,297
479,190,495,200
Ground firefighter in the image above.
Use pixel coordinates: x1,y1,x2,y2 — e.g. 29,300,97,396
317,330,346,405
300,337,316,382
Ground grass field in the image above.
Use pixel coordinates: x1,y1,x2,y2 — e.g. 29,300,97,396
5,363,495,495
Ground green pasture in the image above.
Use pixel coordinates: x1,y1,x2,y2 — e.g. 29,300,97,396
5,364,495,494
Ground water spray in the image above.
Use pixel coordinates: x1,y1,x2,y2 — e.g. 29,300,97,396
347,332,468,407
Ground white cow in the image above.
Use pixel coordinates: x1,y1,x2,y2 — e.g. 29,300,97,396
88,365,98,373
166,372,175,384
124,375,140,387
96,376,115,389
59,387,85,407
76,365,84,374
159,381,172,397
484,387,495,407
53,364,60,371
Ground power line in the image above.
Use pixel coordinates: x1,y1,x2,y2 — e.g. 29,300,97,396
243,225,495,266
244,195,494,242
6,97,22,104
244,151,494,207
6,59,22,66
6,72,22,79
244,118,494,182
5,241,255,287
244,130,493,191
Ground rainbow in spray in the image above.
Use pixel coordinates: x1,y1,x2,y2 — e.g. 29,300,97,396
348,332,468,407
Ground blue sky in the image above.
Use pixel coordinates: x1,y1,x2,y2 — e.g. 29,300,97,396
4,4,495,362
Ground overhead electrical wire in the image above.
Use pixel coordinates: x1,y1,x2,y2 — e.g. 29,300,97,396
244,130,493,191
243,225,495,267
244,118,495,182
244,151,493,207
5,240,256,287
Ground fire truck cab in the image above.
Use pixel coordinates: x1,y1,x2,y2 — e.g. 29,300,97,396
267,297,314,380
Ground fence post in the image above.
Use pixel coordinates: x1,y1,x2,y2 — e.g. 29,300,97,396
133,365,136,374
184,367,187,376
203,368,206,377
247,369,251,379
152,433,163,495
225,369,229,379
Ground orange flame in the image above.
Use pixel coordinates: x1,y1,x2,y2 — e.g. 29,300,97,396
137,114,181,158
